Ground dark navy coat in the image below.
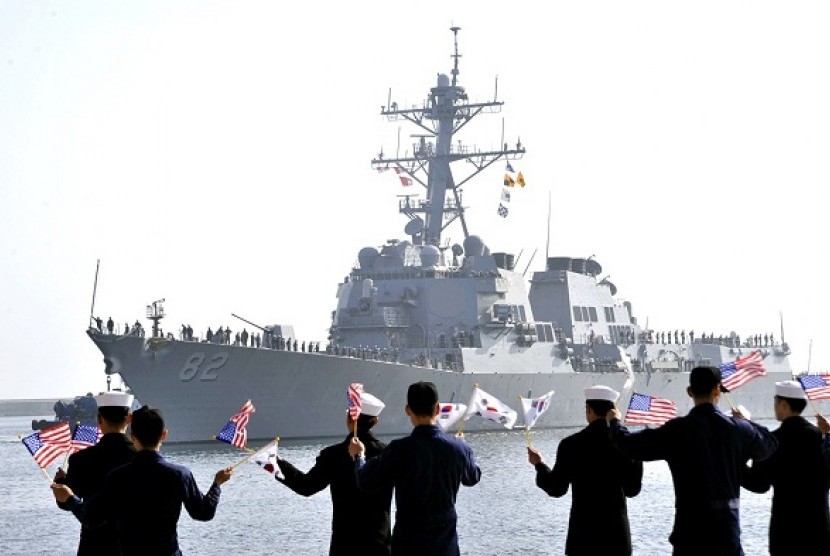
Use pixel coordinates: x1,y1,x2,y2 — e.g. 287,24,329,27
355,424,481,556
67,450,222,556
535,419,643,556
278,431,392,556
56,432,135,555
610,403,778,556
741,415,830,556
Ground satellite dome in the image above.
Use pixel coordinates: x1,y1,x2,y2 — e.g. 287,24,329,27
463,235,485,257
437,73,450,87
358,247,379,269
420,245,440,268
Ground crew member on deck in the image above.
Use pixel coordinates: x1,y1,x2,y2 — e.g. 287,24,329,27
528,385,642,556
276,391,392,556
55,392,136,556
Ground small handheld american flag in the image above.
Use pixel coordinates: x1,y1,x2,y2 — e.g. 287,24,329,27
70,424,103,453
21,422,72,468
216,399,256,449
625,392,678,426
720,351,767,391
798,374,830,401
347,383,364,419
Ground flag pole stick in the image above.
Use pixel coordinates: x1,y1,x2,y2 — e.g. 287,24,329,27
518,395,532,447
809,398,820,416
723,392,737,412
41,466,53,482
61,421,80,470
232,437,279,469
211,436,256,454
457,384,479,436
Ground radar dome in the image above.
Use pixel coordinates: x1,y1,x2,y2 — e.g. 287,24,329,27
463,235,485,257
437,73,450,87
420,245,440,268
358,247,379,269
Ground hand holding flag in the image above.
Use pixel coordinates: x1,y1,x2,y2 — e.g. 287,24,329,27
216,399,256,449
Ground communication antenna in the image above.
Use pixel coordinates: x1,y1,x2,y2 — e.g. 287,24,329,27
779,310,785,344
522,248,538,277
89,259,100,328
807,339,813,373
545,190,551,265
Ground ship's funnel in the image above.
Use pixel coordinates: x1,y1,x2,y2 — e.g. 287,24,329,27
571,258,587,274
493,252,516,270
547,257,572,271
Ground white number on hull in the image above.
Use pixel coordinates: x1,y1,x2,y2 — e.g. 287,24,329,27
179,352,228,381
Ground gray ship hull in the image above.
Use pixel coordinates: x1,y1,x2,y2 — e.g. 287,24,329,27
91,332,792,443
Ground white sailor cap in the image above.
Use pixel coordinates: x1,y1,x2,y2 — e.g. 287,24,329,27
360,392,385,417
94,392,135,408
775,380,807,400
584,385,620,403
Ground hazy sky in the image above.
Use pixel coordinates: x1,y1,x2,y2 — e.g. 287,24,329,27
1,1,828,399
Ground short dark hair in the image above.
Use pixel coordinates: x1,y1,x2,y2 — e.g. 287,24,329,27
776,395,807,414
407,381,439,416
98,406,129,426
586,399,614,417
130,405,165,447
689,366,727,397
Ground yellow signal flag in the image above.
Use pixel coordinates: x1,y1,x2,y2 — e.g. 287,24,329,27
517,172,526,187
504,173,515,187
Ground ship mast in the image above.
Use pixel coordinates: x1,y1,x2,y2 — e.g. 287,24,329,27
371,26,525,247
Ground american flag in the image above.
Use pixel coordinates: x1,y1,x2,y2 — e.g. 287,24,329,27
719,351,767,391
216,399,256,449
347,383,364,419
21,422,72,468
625,392,678,426
797,374,830,401
70,424,103,453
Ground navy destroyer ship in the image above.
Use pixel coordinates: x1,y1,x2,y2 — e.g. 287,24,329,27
88,28,793,442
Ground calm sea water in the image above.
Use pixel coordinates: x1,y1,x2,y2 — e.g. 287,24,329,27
1,415,775,555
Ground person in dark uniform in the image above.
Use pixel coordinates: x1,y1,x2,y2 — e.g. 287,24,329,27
528,385,643,556
608,366,778,556
741,380,830,556
277,391,392,556
55,392,136,556
349,381,481,556
52,406,233,556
